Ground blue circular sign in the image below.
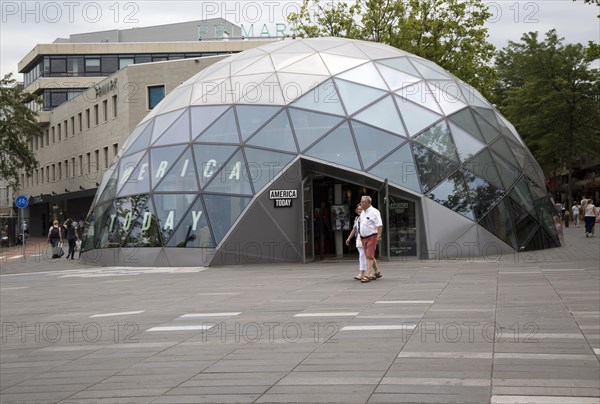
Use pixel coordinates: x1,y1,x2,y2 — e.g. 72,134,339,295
15,195,29,209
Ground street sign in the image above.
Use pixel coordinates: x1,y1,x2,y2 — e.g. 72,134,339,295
15,195,29,209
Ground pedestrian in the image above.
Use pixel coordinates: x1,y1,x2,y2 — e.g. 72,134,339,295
345,204,367,281
21,220,29,238
1,224,8,247
47,220,63,258
564,208,569,227
358,195,383,283
572,202,581,227
583,199,598,238
64,218,80,261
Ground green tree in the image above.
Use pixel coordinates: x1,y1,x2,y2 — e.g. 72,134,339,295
494,30,600,205
287,0,497,97
0,73,41,190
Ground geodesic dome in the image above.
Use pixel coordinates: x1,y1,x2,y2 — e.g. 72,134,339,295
83,37,560,266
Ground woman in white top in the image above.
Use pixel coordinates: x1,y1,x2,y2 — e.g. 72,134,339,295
346,204,367,280
572,203,580,227
583,200,598,237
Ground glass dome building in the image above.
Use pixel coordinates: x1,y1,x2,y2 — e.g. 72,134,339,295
82,37,560,266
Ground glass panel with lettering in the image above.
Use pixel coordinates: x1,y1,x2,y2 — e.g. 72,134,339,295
149,145,186,189
204,149,253,195
153,147,199,192
166,196,215,248
193,144,238,189
153,193,197,245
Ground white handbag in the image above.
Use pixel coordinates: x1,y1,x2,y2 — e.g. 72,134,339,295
356,235,363,248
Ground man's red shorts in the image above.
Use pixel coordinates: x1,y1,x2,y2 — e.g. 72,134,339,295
362,235,378,259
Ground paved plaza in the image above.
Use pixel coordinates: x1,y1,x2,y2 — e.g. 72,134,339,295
1,226,598,404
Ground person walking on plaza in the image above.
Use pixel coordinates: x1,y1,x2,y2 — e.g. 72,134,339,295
583,199,598,237
358,195,383,283
47,220,63,258
346,204,367,281
64,218,80,261
572,202,581,227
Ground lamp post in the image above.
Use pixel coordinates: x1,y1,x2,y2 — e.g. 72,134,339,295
52,204,59,221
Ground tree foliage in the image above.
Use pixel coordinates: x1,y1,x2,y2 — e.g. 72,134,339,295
494,30,600,203
287,0,497,97
0,73,41,190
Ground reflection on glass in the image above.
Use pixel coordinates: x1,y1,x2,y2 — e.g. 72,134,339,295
427,171,474,220
369,143,420,193
305,122,361,170
462,171,505,220
289,108,343,151
204,149,253,195
463,148,504,191
387,195,417,257
352,121,405,169
203,194,251,245
507,197,539,250
124,198,161,247
97,195,153,248
244,147,295,194
413,121,459,162
412,142,459,193
246,110,297,153
193,144,238,189
478,199,517,249
153,147,197,192
166,196,214,248
154,194,197,244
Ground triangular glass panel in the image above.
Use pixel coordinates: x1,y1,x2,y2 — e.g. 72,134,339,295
395,82,443,114
122,197,161,247
335,78,387,115
270,52,313,70
166,196,214,248
478,198,518,249
305,38,348,52
153,85,192,116
231,73,273,104
305,122,361,170
354,41,401,59
505,138,529,170
153,193,197,245
353,96,406,137
230,55,267,75
96,166,119,205
246,110,297,153
204,149,253,195
123,120,154,157
412,59,452,79
427,171,475,221
473,107,501,131
117,153,150,197
190,105,229,139
151,109,185,144
193,144,238,189
117,151,145,194
462,171,506,220
509,177,536,216
92,202,114,249
337,62,388,90
394,95,442,137
457,81,489,108
153,109,191,146
280,53,330,75
289,108,344,151
244,147,295,194
369,144,420,193
235,105,282,141
508,197,540,250
490,138,517,167
151,145,192,190
277,40,316,53
190,77,229,106
426,81,468,115
377,57,420,77
203,194,252,245
491,151,520,190
475,113,501,143
413,121,459,162
351,121,405,169
449,123,486,162
237,73,286,105
322,42,370,59
112,195,153,247
195,108,240,143
448,109,485,141
236,55,275,75
320,53,368,75
463,148,504,191
375,64,421,91
276,73,330,104
291,79,345,116
411,142,459,193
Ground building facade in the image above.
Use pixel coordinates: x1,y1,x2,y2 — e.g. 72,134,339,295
81,37,561,267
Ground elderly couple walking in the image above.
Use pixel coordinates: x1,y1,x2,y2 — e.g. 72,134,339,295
345,195,383,283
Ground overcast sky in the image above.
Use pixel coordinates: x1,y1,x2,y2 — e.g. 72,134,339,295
1,0,598,79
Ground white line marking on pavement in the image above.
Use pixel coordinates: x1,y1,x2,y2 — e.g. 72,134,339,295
342,325,416,331
494,353,594,360
146,325,215,332
398,352,492,359
177,312,241,319
7,256,23,260
376,301,434,304
294,312,358,317
594,348,599,355
492,396,600,404
0,286,28,290
90,311,145,318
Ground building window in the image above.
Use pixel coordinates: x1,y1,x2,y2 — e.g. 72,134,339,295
86,109,90,129
52,164,56,181
51,127,55,143
34,135,38,150
85,58,101,73
57,162,62,180
119,57,134,69
147,85,165,110
57,123,61,141
86,152,91,173
70,117,75,136
64,160,69,179
103,99,108,122
35,170,39,185
113,143,119,158
78,113,82,132
79,155,83,176
94,104,99,125
103,146,109,168
112,94,118,118
45,129,49,146
64,120,68,138
71,157,75,178
41,167,44,184
94,150,100,172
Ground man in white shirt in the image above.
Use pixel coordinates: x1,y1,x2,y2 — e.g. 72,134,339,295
359,195,383,283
